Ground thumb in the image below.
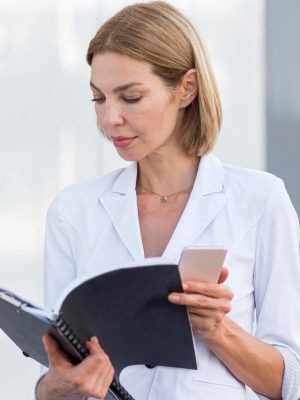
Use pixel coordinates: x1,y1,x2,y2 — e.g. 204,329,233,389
76,336,110,373
85,336,104,356
218,267,229,284
42,334,72,368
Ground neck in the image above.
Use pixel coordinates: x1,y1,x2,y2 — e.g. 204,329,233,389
137,151,200,195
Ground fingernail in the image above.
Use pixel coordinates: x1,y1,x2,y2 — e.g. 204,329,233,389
42,336,48,349
182,283,189,290
91,336,99,343
168,294,180,303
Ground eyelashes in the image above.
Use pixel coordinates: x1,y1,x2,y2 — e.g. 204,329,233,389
91,97,141,104
91,98,104,103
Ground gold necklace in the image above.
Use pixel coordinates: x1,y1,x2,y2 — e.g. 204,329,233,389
137,182,193,203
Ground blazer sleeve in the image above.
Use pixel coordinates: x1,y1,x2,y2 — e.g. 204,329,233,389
43,192,81,311
253,178,300,400
36,193,83,389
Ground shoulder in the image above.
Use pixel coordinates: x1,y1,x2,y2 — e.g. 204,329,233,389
217,158,296,222
223,161,278,193
222,160,284,205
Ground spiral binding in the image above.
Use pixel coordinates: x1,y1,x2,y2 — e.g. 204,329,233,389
55,315,134,400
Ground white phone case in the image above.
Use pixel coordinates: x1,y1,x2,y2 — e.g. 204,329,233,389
178,246,227,283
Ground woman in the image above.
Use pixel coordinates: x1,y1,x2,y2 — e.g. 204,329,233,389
36,1,300,399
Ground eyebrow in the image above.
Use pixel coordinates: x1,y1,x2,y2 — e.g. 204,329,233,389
89,81,144,93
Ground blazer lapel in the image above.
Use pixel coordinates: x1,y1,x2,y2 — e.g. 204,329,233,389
163,154,227,260
98,154,226,262
98,163,145,260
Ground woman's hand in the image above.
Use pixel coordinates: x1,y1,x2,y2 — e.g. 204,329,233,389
37,334,114,400
168,267,233,340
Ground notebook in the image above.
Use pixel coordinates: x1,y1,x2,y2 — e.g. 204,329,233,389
0,259,198,400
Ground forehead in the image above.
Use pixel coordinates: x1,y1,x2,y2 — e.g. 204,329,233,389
90,52,159,89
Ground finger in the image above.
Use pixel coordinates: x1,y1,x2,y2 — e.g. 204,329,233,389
77,361,113,398
188,308,219,318
177,281,233,299
85,336,103,355
75,338,114,398
72,363,113,399
76,337,112,376
85,337,110,360
93,364,115,399
42,334,73,368
188,299,231,316
169,291,232,309
218,267,229,284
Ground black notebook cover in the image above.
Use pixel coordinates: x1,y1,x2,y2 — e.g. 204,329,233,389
0,263,197,382
59,264,197,375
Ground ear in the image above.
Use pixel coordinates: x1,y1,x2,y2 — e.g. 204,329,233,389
179,68,198,108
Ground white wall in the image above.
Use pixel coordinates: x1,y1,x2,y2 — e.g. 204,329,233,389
0,0,264,397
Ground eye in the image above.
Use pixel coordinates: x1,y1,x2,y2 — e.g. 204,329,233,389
91,97,105,103
123,97,141,103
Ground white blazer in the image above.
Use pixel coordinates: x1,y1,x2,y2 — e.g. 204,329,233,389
43,154,300,400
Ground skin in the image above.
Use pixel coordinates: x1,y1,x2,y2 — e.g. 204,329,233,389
37,335,114,399
37,52,284,399
90,53,198,169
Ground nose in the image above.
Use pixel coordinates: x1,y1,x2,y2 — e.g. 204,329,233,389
97,100,124,129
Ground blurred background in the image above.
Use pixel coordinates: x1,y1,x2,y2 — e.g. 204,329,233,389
0,0,299,398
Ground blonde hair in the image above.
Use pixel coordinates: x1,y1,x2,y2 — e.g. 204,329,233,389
86,1,222,155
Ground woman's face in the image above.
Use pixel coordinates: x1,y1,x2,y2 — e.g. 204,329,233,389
90,52,186,161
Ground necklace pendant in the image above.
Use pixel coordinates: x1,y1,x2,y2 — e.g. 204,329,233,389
160,196,168,203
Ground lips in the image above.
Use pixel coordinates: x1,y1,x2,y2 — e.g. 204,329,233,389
112,136,137,148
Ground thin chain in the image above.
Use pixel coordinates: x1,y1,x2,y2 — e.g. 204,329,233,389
137,182,193,203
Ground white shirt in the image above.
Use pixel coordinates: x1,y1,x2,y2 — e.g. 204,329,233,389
42,154,300,400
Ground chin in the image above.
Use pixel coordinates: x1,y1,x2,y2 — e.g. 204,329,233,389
115,149,144,162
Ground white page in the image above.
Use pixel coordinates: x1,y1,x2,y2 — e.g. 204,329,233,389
0,288,56,321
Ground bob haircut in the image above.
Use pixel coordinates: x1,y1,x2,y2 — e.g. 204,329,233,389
86,1,222,155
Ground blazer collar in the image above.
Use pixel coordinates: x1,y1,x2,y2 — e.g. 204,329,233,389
109,154,224,196
194,153,224,195
98,162,143,260
111,162,138,195
162,154,226,260
98,154,226,261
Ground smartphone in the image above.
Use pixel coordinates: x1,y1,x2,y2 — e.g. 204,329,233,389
178,246,227,283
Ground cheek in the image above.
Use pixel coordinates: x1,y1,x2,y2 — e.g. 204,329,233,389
132,98,178,132
94,105,103,123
